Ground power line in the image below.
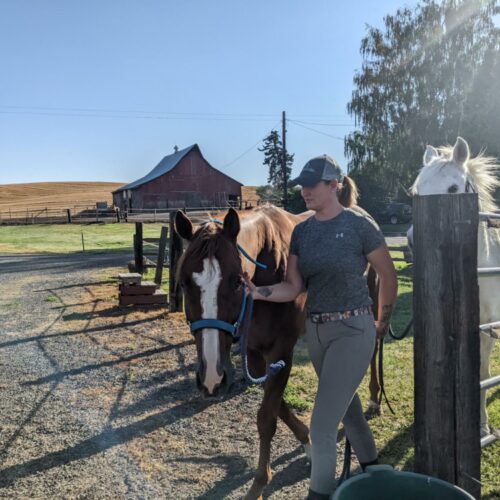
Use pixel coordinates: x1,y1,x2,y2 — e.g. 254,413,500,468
0,104,356,121
288,119,346,141
220,120,281,168
289,118,354,127
0,108,280,122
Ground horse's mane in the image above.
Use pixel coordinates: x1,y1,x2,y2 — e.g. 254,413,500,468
176,204,298,282
415,146,500,214
238,204,300,272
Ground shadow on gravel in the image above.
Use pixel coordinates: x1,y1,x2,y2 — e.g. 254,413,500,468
0,315,167,350
21,341,194,386
0,398,214,488
118,377,247,419
61,305,139,321
0,253,128,275
172,445,307,499
33,280,117,292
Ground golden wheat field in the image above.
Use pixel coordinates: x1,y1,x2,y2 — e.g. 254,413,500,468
0,182,126,213
0,183,261,214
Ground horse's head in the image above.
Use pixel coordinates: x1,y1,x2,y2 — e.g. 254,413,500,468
408,136,473,250
175,208,244,399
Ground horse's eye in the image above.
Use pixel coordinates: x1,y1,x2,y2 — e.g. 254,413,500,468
448,184,458,193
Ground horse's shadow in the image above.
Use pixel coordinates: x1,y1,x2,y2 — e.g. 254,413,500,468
167,445,308,499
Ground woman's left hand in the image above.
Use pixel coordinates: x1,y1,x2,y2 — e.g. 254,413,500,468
375,320,389,340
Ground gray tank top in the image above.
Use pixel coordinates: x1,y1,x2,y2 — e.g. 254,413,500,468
290,208,385,312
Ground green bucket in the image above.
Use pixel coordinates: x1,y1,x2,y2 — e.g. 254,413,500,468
332,465,475,500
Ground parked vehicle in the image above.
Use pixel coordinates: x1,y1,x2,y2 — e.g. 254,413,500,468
376,202,412,225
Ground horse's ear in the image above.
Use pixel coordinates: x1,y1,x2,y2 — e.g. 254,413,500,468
423,145,439,166
222,208,240,242
453,136,470,165
175,210,193,241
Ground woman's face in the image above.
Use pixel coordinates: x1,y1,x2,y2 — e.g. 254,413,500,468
301,181,336,211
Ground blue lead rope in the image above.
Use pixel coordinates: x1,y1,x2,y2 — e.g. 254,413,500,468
238,291,286,385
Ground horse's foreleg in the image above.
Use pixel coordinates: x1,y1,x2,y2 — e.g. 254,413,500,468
279,399,311,458
367,341,380,415
244,360,290,500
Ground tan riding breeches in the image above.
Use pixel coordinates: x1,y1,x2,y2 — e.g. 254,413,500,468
305,314,378,495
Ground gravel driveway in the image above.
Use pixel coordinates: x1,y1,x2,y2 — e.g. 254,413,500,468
0,252,322,499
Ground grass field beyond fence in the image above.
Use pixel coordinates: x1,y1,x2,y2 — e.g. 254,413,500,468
0,223,164,253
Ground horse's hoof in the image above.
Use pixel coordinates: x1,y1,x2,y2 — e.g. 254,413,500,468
303,442,312,461
366,400,381,415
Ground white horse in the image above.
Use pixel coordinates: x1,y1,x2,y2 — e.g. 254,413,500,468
408,137,500,437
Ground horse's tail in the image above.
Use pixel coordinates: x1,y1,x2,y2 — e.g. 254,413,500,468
338,175,359,208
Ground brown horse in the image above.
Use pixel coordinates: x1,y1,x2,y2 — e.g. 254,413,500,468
175,204,382,498
175,205,311,499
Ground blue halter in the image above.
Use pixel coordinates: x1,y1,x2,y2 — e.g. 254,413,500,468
188,284,249,340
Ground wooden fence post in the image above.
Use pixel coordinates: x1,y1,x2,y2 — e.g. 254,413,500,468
413,193,480,498
154,225,168,286
66,209,72,224
169,211,183,312
134,222,144,274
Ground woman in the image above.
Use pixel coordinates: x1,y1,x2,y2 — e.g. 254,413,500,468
244,155,398,499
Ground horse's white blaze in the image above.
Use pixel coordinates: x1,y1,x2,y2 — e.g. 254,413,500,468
192,257,223,394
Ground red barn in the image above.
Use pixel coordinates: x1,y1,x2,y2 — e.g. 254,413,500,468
112,144,243,211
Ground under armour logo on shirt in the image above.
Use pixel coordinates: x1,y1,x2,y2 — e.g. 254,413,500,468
336,232,344,239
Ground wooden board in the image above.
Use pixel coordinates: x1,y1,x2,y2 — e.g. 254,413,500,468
119,289,167,306
120,281,157,296
118,273,142,285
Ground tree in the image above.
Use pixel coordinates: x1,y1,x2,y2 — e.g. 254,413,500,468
345,0,500,205
259,130,294,203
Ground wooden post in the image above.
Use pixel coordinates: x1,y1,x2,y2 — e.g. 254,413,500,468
154,225,168,286
413,193,480,498
134,222,144,274
169,211,183,312
115,207,120,223
67,209,72,224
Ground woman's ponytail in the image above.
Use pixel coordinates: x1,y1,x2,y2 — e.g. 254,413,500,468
338,175,359,208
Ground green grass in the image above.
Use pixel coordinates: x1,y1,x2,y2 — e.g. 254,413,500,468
285,251,499,498
0,223,165,253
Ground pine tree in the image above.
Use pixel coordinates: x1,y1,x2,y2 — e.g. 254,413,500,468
258,130,294,202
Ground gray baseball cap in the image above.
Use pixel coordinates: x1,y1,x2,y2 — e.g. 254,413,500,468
289,154,344,187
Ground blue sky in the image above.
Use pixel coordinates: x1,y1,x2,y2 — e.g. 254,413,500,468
0,0,416,186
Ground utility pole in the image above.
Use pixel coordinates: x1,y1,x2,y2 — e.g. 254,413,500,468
282,110,288,210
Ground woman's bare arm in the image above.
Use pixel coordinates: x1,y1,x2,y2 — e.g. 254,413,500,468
366,244,398,338
243,254,304,302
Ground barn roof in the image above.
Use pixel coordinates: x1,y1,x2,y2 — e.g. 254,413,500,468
113,144,242,192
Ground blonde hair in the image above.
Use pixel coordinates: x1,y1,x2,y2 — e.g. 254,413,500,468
337,175,359,208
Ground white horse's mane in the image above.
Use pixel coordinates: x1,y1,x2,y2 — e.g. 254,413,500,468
440,145,500,214
412,145,500,214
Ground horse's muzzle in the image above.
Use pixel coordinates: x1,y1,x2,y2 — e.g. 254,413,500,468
196,367,232,400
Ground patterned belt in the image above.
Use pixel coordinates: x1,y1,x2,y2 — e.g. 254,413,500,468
308,306,372,324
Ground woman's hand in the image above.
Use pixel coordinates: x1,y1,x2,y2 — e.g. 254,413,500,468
241,272,257,299
374,320,389,340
